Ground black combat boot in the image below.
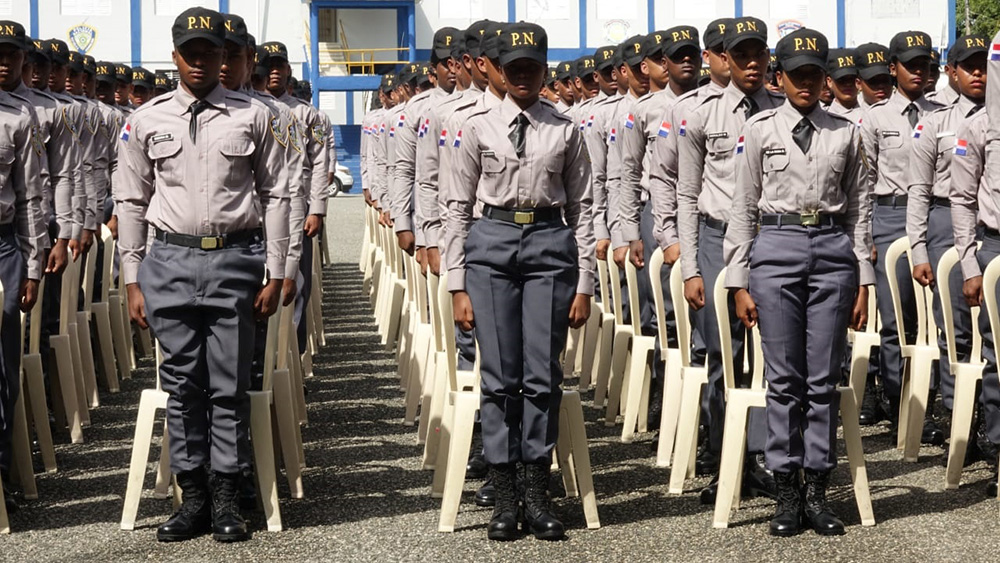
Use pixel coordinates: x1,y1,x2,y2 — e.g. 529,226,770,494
769,470,803,537
921,390,945,446
802,469,846,536
211,471,250,542
522,463,565,541
467,432,488,480
859,376,878,425
157,467,212,542
487,464,519,541
475,473,496,507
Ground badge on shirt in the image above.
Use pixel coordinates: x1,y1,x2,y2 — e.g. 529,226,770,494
287,123,302,154
990,42,1000,61
587,115,594,128
63,108,80,139
388,126,396,138
735,136,745,154
657,121,670,139
268,117,287,147
150,133,173,145
119,122,131,142
439,129,448,147
84,112,99,136
679,120,687,136
418,118,430,138
954,138,968,156
452,130,462,148
912,124,924,139
625,114,635,129
881,130,900,138
579,119,585,132
764,147,786,156
379,123,385,134
30,125,44,157
312,124,326,144
397,114,406,128
608,128,617,143
708,132,729,140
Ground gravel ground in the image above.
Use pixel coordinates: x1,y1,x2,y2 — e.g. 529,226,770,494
5,193,1000,562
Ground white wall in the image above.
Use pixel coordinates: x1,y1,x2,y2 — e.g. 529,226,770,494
741,0,839,48
337,8,399,63
414,0,510,49
844,0,951,49
36,0,133,63
586,0,647,47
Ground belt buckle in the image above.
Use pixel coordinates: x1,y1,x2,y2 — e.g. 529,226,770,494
800,211,820,226
200,236,223,250
513,211,534,225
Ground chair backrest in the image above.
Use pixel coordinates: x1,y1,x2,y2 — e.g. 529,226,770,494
940,245,984,365
982,256,1000,369
669,260,694,367
606,254,625,325
98,225,115,303
436,269,460,392
258,289,285,393
597,254,611,316
413,257,429,325
886,236,936,347
648,247,670,352
59,252,79,334
80,239,99,315
623,250,643,335
427,271,444,352
713,267,764,394
27,276,45,355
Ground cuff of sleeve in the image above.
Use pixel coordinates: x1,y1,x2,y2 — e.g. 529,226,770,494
27,262,42,281
621,224,641,243
724,267,749,289
576,270,595,295
446,268,466,292
123,262,140,286
909,244,929,268
284,261,301,280
57,222,73,240
84,217,97,231
858,262,876,286
308,201,328,216
594,224,611,241
424,227,440,248
267,258,286,281
961,255,983,280
394,216,413,233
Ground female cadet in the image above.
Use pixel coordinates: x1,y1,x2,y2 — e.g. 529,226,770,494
443,22,595,542
724,28,872,537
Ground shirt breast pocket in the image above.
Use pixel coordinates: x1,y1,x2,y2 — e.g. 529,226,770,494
146,139,182,177
480,151,508,198
878,132,905,174
218,137,256,189
707,135,736,160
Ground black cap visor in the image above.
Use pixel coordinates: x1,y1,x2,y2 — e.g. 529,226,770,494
175,32,225,49
499,49,546,67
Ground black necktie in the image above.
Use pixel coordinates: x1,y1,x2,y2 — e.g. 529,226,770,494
792,117,813,154
969,103,984,118
904,102,919,129
189,100,210,144
509,113,529,158
739,96,759,119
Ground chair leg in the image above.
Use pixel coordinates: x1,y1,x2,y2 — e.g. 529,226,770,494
669,370,705,494
108,296,132,382
272,369,304,499
404,325,430,426
23,354,56,472
593,315,615,406
137,326,154,358
92,304,119,393
422,354,448,470
562,391,600,529
0,473,8,533
120,391,161,530
437,392,477,533
605,330,632,425
66,323,92,422
839,388,875,526
430,388,455,497
416,347,438,445
153,424,172,499
578,306,601,390
638,362,651,434
656,354,683,468
555,410,578,498
76,312,100,408
621,338,653,442
11,386,37,500
945,373,979,490
903,352,934,462
50,336,84,444
712,396,752,529
249,391,282,532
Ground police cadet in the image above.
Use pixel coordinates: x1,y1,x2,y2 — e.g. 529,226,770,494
68,50,111,255
260,40,329,355
94,60,124,229
826,48,863,122
1,24,80,282
369,73,396,216
115,7,289,542
130,66,155,106
154,71,171,97
928,47,961,105
861,30,945,443
950,72,1000,496
855,42,894,109
542,67,559,104
906,34,988,423
445,22,594,542
582,44,621,266
725,27,872,538
0,21,46,512
552,59,575,112
569,55,597,124
360,77,387,207
113,63,134,113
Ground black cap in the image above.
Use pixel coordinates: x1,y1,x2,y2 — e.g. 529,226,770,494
622,34,646,66
432,27,459,62
594,45,616,71
889,31,933,63
450,35,466,60
546,67,558,86
480,22,505,60
260,41,289,63
555,60,574,81
723,17,767,52
132,67,154,88
855,42,890,79
253,46,268,74
497,22,547,66
612,43,624,68
774,28,828,72
380,73,394,93
950,34,989,64
95,61,116,83
574,56,595,80
698,66,711,85
642,31,668,59
223,13,249,46
46,39,70,65
172,7,225,48
66,50,85,72
704,18,732,51
826,48,858,80
115,63,132,83
154,71,170,89
930,49,941,66
662,26,700,58
29,38,47,60
464,20,492,58
82,55,96,75
246,32,256,50
0,21,26,49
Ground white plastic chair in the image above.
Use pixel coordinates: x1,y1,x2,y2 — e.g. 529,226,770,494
49,255,86,442
649,249,688,468
618,251,657,442
20,277,57,472
90,226,120,393
603,254,641,427
975,255,1000,509
590,258,616,405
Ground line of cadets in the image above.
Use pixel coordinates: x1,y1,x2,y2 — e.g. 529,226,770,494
361,17,1000,540
0,9,337,543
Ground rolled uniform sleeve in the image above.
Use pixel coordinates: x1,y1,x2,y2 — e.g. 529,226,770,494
906,115,938,266
723,121,762,290
618,106,645,243
283,112,306,279
390,109,418,233
584,103,611,241
305,109,329,217
648,105,680,249
416,111,444,247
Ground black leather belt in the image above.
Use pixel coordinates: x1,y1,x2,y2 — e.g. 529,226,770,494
985,228,1000,241
154,228,262,250
0,222,13,237
482,204,561,225
876,194,908,207
760,213,842,227
701,215,727,232
931,196,951,208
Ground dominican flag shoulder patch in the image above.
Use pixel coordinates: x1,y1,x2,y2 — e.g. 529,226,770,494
625,113,635,129
119,123,130,142
608,128,617,143
379,123,385,134
657,121,671,139
912,124,924,139
954,138,968,156
587,115,594,128
579,119,586,132
418,118,430,138
735,136,745,154
991,43,1000,61
452,130,462,148
679,120,687,136
439,129,448,147
389,126,396,138
397,114,406,128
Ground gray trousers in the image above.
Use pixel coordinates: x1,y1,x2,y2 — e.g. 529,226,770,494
294,232,315,355
872,203,915,404
751,225,857,472
975,236,1000,444
926,203,972,409
139,238,264,474
695,219,765,454
465,217,577,465
0,234,24,473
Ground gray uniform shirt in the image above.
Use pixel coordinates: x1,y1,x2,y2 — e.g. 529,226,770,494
927,85,960,106
391,87,443,235
950,110,996,279
115,84,291,285
676,82,784,280
606,92,641,250
583,91,622,242
724,101,873,289
860,92,944,197
444,96,595,295
279,93,329,217
0,92,47,279
990,31,1000,143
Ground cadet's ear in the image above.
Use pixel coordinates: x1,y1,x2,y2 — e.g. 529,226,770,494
889,61,897,78
172,50,178,67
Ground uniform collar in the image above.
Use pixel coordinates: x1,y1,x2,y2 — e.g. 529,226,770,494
723,82,769,113
172,83,228,115
483,88,504,108
954,93,978,117
778,98,824,130
830,98,858,114
500,95,544,129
